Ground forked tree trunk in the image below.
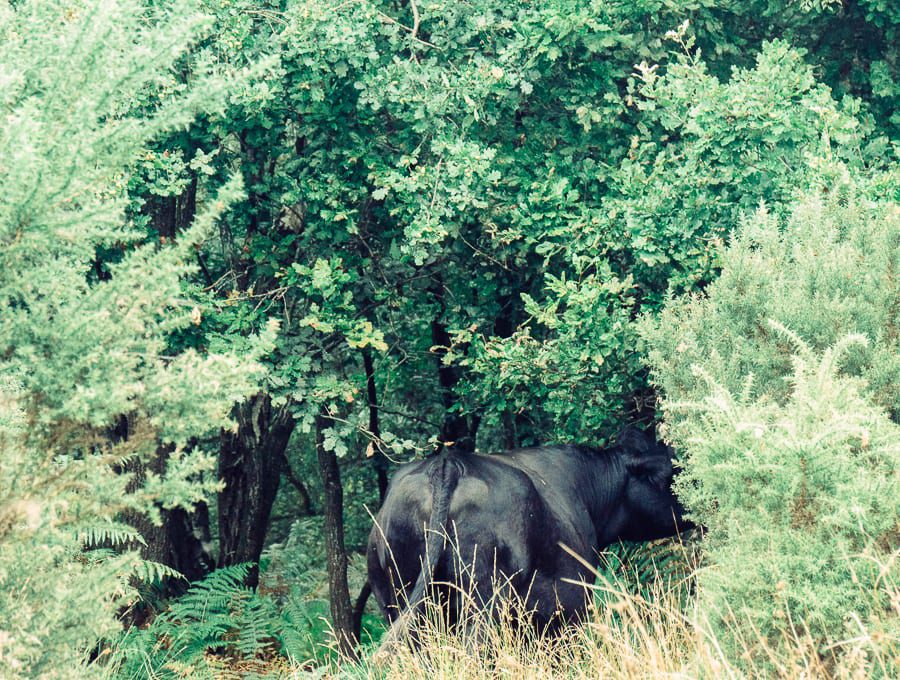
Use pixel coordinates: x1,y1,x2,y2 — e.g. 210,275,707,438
217,393,294,587
126,460,212,587
315,408,359,659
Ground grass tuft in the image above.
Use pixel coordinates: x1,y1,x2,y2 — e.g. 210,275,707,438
317,540,898,679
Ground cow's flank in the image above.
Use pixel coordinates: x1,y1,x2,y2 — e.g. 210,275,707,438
367,426,691,645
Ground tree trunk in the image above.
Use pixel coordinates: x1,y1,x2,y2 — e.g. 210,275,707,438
142,176,197,241
362,348,389,501
349,349,389,642
315,408,358,659
123,180,213,594
430,278,477,452
217,393,294,588
149,503,214,584
133,443,215,585
281,451,314,516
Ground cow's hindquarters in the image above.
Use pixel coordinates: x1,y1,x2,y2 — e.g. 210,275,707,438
368,453,463,644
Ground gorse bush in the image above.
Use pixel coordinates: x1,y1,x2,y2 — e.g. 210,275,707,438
668,336,898,672
0,1,273,677
643,173,899,418
641,176,899,669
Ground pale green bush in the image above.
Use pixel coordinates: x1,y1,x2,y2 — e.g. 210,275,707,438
0,2,272,677
641,175,899,669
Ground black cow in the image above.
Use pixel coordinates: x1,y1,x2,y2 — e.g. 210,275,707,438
366,427,690,638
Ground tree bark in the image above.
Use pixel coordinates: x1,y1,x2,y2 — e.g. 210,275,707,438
430,277,476,452
126,454,212,580
315,408,358,659
142,176,197,241
116,418,212,600
362,348,389,501
122,180,214,594
217,393,294,588
349,349,389,642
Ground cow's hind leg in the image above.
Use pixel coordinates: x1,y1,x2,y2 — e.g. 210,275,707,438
442,539,528,638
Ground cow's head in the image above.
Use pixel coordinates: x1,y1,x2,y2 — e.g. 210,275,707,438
616,426,691,541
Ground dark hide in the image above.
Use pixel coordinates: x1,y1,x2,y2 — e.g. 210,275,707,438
366,427,690,635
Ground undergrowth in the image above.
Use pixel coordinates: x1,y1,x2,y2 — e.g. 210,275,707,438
335,543,898,680
102,534,897,678
103,517,385,679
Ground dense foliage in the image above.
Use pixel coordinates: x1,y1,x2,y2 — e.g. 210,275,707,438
0,0,896,677
642,179,899,666
0,1,273,676
157,0,898,448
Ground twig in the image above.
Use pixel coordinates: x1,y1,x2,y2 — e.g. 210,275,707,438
374,7,437,49
460,234,511,271
195,252,214,287
409,0,420,42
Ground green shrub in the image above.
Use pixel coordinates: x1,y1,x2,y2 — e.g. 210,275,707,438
0,2,271,676
107,555,385,677
641,175,899,668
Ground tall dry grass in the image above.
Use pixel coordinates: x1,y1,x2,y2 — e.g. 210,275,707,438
310,542,898,680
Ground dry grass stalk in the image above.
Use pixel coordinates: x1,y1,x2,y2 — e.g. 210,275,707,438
309,539,897,680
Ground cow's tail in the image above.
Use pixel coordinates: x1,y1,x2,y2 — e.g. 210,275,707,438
374,453,463,659
404,454,463,612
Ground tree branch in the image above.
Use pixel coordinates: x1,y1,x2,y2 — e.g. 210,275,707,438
281,451,313,516
409,0,420,42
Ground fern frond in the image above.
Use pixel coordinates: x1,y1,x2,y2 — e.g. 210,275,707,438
163,563,251,623
132,559,184,585
77,521,145,548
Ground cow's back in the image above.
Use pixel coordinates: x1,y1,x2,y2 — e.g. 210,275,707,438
487,445,619,558
367,449,603,628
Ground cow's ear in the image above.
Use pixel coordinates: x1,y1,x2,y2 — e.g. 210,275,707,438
623,453,672,490
616,425,659,456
